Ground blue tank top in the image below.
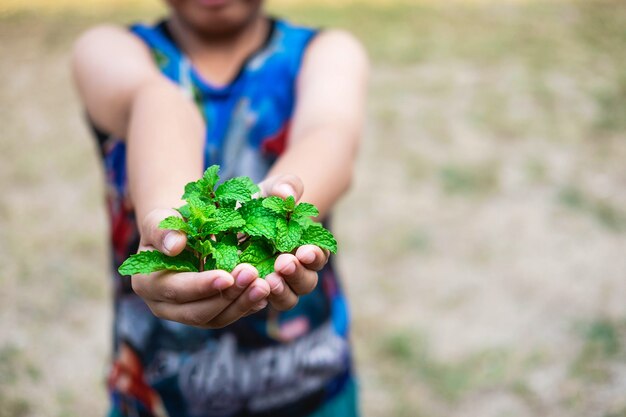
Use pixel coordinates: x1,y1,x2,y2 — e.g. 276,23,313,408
94,18,353,417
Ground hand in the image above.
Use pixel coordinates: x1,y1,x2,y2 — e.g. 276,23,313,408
131,208,271,328
258,175,331,311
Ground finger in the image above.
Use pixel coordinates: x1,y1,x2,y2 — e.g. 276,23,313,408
147,296,231,328
258,174,304,202
146,266,261,327
295,245,329,272
266,273,299,311
243,299,269,317
207,278,271,328
195,264,258,304
274,253,318,295
140,208,187,256
131,269,233,304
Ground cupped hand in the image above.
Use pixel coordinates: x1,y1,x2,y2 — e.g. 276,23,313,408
258,174,331,311
131,208,270,328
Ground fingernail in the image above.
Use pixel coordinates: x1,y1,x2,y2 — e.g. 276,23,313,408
213,275,232,290
299,251,315,265
163,232,179,253
236,268,256,289
280,261,296,275
254,300,268,310
249,286,268,303
276,184,296,198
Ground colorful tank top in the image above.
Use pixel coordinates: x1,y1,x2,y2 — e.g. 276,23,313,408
92,18,353,417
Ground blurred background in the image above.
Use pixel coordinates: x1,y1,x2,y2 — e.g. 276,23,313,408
1,0,626,416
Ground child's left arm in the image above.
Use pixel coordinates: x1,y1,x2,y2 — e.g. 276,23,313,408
262,30,369,310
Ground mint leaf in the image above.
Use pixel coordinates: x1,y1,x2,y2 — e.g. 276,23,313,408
185,195,217,232
276,218,303,253
294,202,319,218
202,208,245,235
177,204,191,219
262,196,285,214
183,165,220,200
189,238,214,258
202,165,220,191
239,202,278,240
118,165,338,281
204,256,217,271
182,181,202,200
215,177,260,204
293,215,315,229
118,250,198,276
298,224,338,253
214,242,239,272
240,239,277,278
159,216,190,233
284,195,296,212
255,257,278,278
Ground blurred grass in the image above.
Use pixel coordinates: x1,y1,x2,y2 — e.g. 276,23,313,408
380,330,518,402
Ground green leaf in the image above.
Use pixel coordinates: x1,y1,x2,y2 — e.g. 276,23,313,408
217,232,239,246
202,165,220,191
215,208,246,229
262,196,285,214
255,257,277,279
244,178,261,195
294,215,316,229
276,218,303,253
284,195,296,212
182,181,201,200
294,202,319,218
189,238,214,258
177,204,191,219
182,166,220,200
298,224,338,253
118,250,198,276
117,165,338,280
239,202,278,240
204,256,217,271
187,195,217,230
239,239,277,278
159,216,190,233
214,242,239,272
215,177,259,204
202,208,245,234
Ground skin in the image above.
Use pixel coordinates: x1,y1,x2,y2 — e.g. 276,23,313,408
72,0,368,328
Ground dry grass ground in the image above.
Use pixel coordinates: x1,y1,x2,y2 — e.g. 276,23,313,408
1,1,626,416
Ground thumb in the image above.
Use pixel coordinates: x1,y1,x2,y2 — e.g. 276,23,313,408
258,173,304,202
140,208,188,256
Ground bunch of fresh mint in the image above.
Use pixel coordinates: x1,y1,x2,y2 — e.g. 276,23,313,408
118,165,337,278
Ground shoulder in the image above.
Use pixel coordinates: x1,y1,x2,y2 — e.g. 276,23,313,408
305,29,369,71
71,24,162,137
72,23,160,93
73,24,149,58
297,29,369,86
297,29,369,85
72,24,157,75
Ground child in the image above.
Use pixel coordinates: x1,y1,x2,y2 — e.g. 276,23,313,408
72,0,368,416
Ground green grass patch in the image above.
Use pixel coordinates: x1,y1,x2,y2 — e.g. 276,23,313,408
0,344,36,417
557,186,626,232
379,329,527,403
439,161,500,196
570,318,626,382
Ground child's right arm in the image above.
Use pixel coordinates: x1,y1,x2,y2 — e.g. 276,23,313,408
72,26,272,327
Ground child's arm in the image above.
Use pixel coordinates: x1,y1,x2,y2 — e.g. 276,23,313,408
262,30,369,310
72,26,271,327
